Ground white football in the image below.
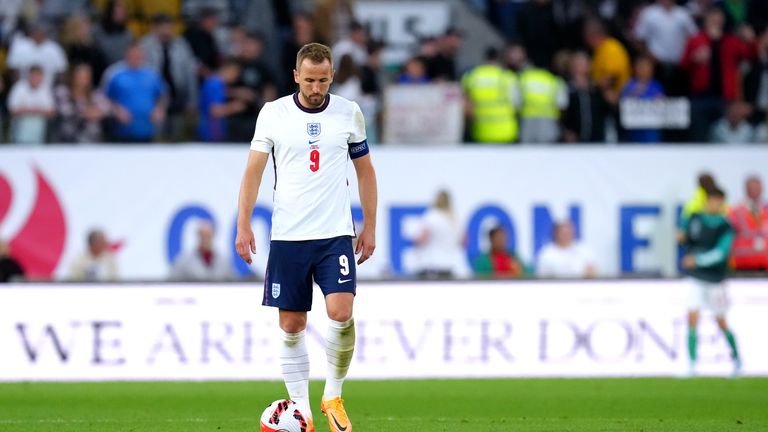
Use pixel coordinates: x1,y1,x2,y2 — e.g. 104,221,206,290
260,399,310,432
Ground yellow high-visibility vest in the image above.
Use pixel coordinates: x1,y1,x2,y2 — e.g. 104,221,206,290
461,64,518,143
519,68,561,119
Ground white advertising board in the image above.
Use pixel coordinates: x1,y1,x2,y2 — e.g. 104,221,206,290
620,98,691,129
383,84,464,144
0,280,765,381
0,146,766,281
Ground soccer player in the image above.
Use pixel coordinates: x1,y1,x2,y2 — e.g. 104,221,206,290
235,43,377,432
680,187,741,377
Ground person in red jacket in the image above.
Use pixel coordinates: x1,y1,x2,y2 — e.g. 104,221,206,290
729,175,768,271
680,7,757,142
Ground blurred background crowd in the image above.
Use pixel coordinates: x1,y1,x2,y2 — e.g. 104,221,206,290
1,0,768,145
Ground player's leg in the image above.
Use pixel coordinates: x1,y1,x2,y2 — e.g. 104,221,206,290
264,240,315,423
711,283,740,376
324,292,355,399
278,310,314,422
687,309,700,374
716,315,741,376
313,236,356,432
686,278,705,375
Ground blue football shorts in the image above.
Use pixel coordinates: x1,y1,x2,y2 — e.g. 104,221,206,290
263,236,356,311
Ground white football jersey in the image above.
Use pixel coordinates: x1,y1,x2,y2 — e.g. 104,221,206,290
250,92,368,241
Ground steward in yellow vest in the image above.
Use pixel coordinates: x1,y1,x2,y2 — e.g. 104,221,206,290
461,47,519,143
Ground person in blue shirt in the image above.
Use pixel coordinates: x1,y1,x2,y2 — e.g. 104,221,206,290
197,59,245,142
397,56,431,84
620,56,665,143
106,42,166,142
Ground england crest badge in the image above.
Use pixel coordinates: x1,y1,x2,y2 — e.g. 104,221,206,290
307,123,321,137
272,283,281,299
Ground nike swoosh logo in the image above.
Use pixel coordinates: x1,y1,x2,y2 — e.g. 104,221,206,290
330,413,348,431
309,139,320,144
338,278,352,284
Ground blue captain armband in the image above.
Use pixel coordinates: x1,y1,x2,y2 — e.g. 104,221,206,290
348,139,369,159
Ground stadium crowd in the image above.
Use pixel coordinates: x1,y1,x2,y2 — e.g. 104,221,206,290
0,0,768,144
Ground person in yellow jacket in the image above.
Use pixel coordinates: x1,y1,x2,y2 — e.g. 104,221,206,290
461,47,520,143
518,64,568,143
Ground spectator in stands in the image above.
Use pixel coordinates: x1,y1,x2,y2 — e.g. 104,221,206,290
462,47,519,143
516,0,561,70
332,54,363,103
681,7,757,142
519,62,568,143
537,220,597,279
729,175,768,271
748,27,768,127
197,59,245,142
141,13,198,142
105,42,167,143
7,65,55,144
413,190,465,280
170,220,233,281
280,12,319,95
94,0,134,67
397,56,430,84
428,28,463,82
53,63,110,143
314,0,355,47
584,18,630,104
184,7,222,80
60,13,107,86
332,20,368,67
473,226,528,279
6,20,68,88
68,228,118,282
620,56,666,143
0,238,25,283
562,51,608,143
503,42,530,73
227,31,277,142
710,100,756,143
360,41,384,143
634,0,698,96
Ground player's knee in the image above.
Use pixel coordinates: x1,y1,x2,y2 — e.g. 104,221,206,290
279,315,307,334
327,307,353,323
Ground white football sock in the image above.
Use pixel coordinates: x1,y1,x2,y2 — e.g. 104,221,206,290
280,331,312,420
323,318,355,399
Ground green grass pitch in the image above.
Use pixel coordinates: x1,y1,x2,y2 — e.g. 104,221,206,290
1,378,766,431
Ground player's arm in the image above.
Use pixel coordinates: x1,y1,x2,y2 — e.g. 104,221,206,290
693,229,735,268
352,153,377,265
235,150,269,264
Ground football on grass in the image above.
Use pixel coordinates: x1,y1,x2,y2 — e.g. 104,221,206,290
260,399,310,432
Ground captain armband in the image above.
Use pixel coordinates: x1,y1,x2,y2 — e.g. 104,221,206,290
348,140,370,159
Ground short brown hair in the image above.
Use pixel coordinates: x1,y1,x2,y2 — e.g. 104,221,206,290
296,43,333,71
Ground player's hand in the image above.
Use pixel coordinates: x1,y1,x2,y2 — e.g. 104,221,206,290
235,228,257,264
355,228,375,265
682,254,696,269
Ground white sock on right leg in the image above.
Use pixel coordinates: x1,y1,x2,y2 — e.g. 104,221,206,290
281,330,312,420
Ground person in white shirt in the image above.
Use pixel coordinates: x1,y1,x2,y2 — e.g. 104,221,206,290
68,229,118,282
7,65,55,144
634,0,697,95
537,220,597,279
235,43,377,432
331,21,368,67
414,190,465,279
170,221,233,281
6,21,68,88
